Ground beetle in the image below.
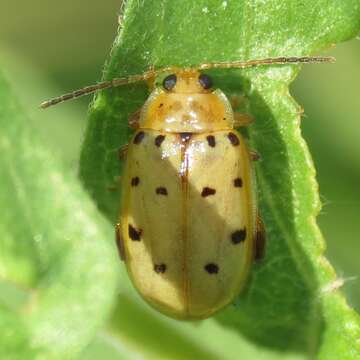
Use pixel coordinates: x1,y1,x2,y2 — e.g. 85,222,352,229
41,55,334,319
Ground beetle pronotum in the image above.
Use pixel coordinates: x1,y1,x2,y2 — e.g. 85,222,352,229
42,55,334,319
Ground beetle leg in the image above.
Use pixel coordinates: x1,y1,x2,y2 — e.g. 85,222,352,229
254,215,266,261
115,223,126,261
230,95,254,127
109,142,126,191
249,150,260,161
107,175,122,192
234,112,254,127
118,144,129,160
128,108,142,129
230,94,248,109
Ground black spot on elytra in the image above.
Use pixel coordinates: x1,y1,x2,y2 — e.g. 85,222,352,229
156,187,168,196
154,263,167,273
128,224,142,241
231,228,247,244
159,103,164,108
234,177,243,187
155,135,166,147
179,132,192,142
227,132,240,146
206,135,216,147
201,187,216,197
133,131,145,144
131,177,140,187
205,263,219,274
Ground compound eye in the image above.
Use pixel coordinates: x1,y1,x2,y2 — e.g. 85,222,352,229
163,74,177,91
198,73,213,90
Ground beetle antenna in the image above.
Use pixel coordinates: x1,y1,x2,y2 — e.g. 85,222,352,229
40,56,335,109
198,56,335,71
40,66,174,109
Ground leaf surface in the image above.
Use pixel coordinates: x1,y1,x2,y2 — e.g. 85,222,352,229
0,73,118,359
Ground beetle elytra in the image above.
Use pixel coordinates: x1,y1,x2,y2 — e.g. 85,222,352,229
41,55,334,319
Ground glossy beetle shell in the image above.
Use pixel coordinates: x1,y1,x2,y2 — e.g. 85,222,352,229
118,70,256,319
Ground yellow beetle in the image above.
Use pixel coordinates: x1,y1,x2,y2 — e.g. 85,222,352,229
41,55,334,319
117,69,262,320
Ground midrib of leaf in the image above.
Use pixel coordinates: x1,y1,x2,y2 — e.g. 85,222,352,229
96,331,137,358
79,330,141,360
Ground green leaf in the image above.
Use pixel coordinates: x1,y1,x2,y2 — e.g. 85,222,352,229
294,43,360,310
79,1,360,359
0,73,118,359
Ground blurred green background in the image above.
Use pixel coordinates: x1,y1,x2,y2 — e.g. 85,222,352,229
0,0,359,339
